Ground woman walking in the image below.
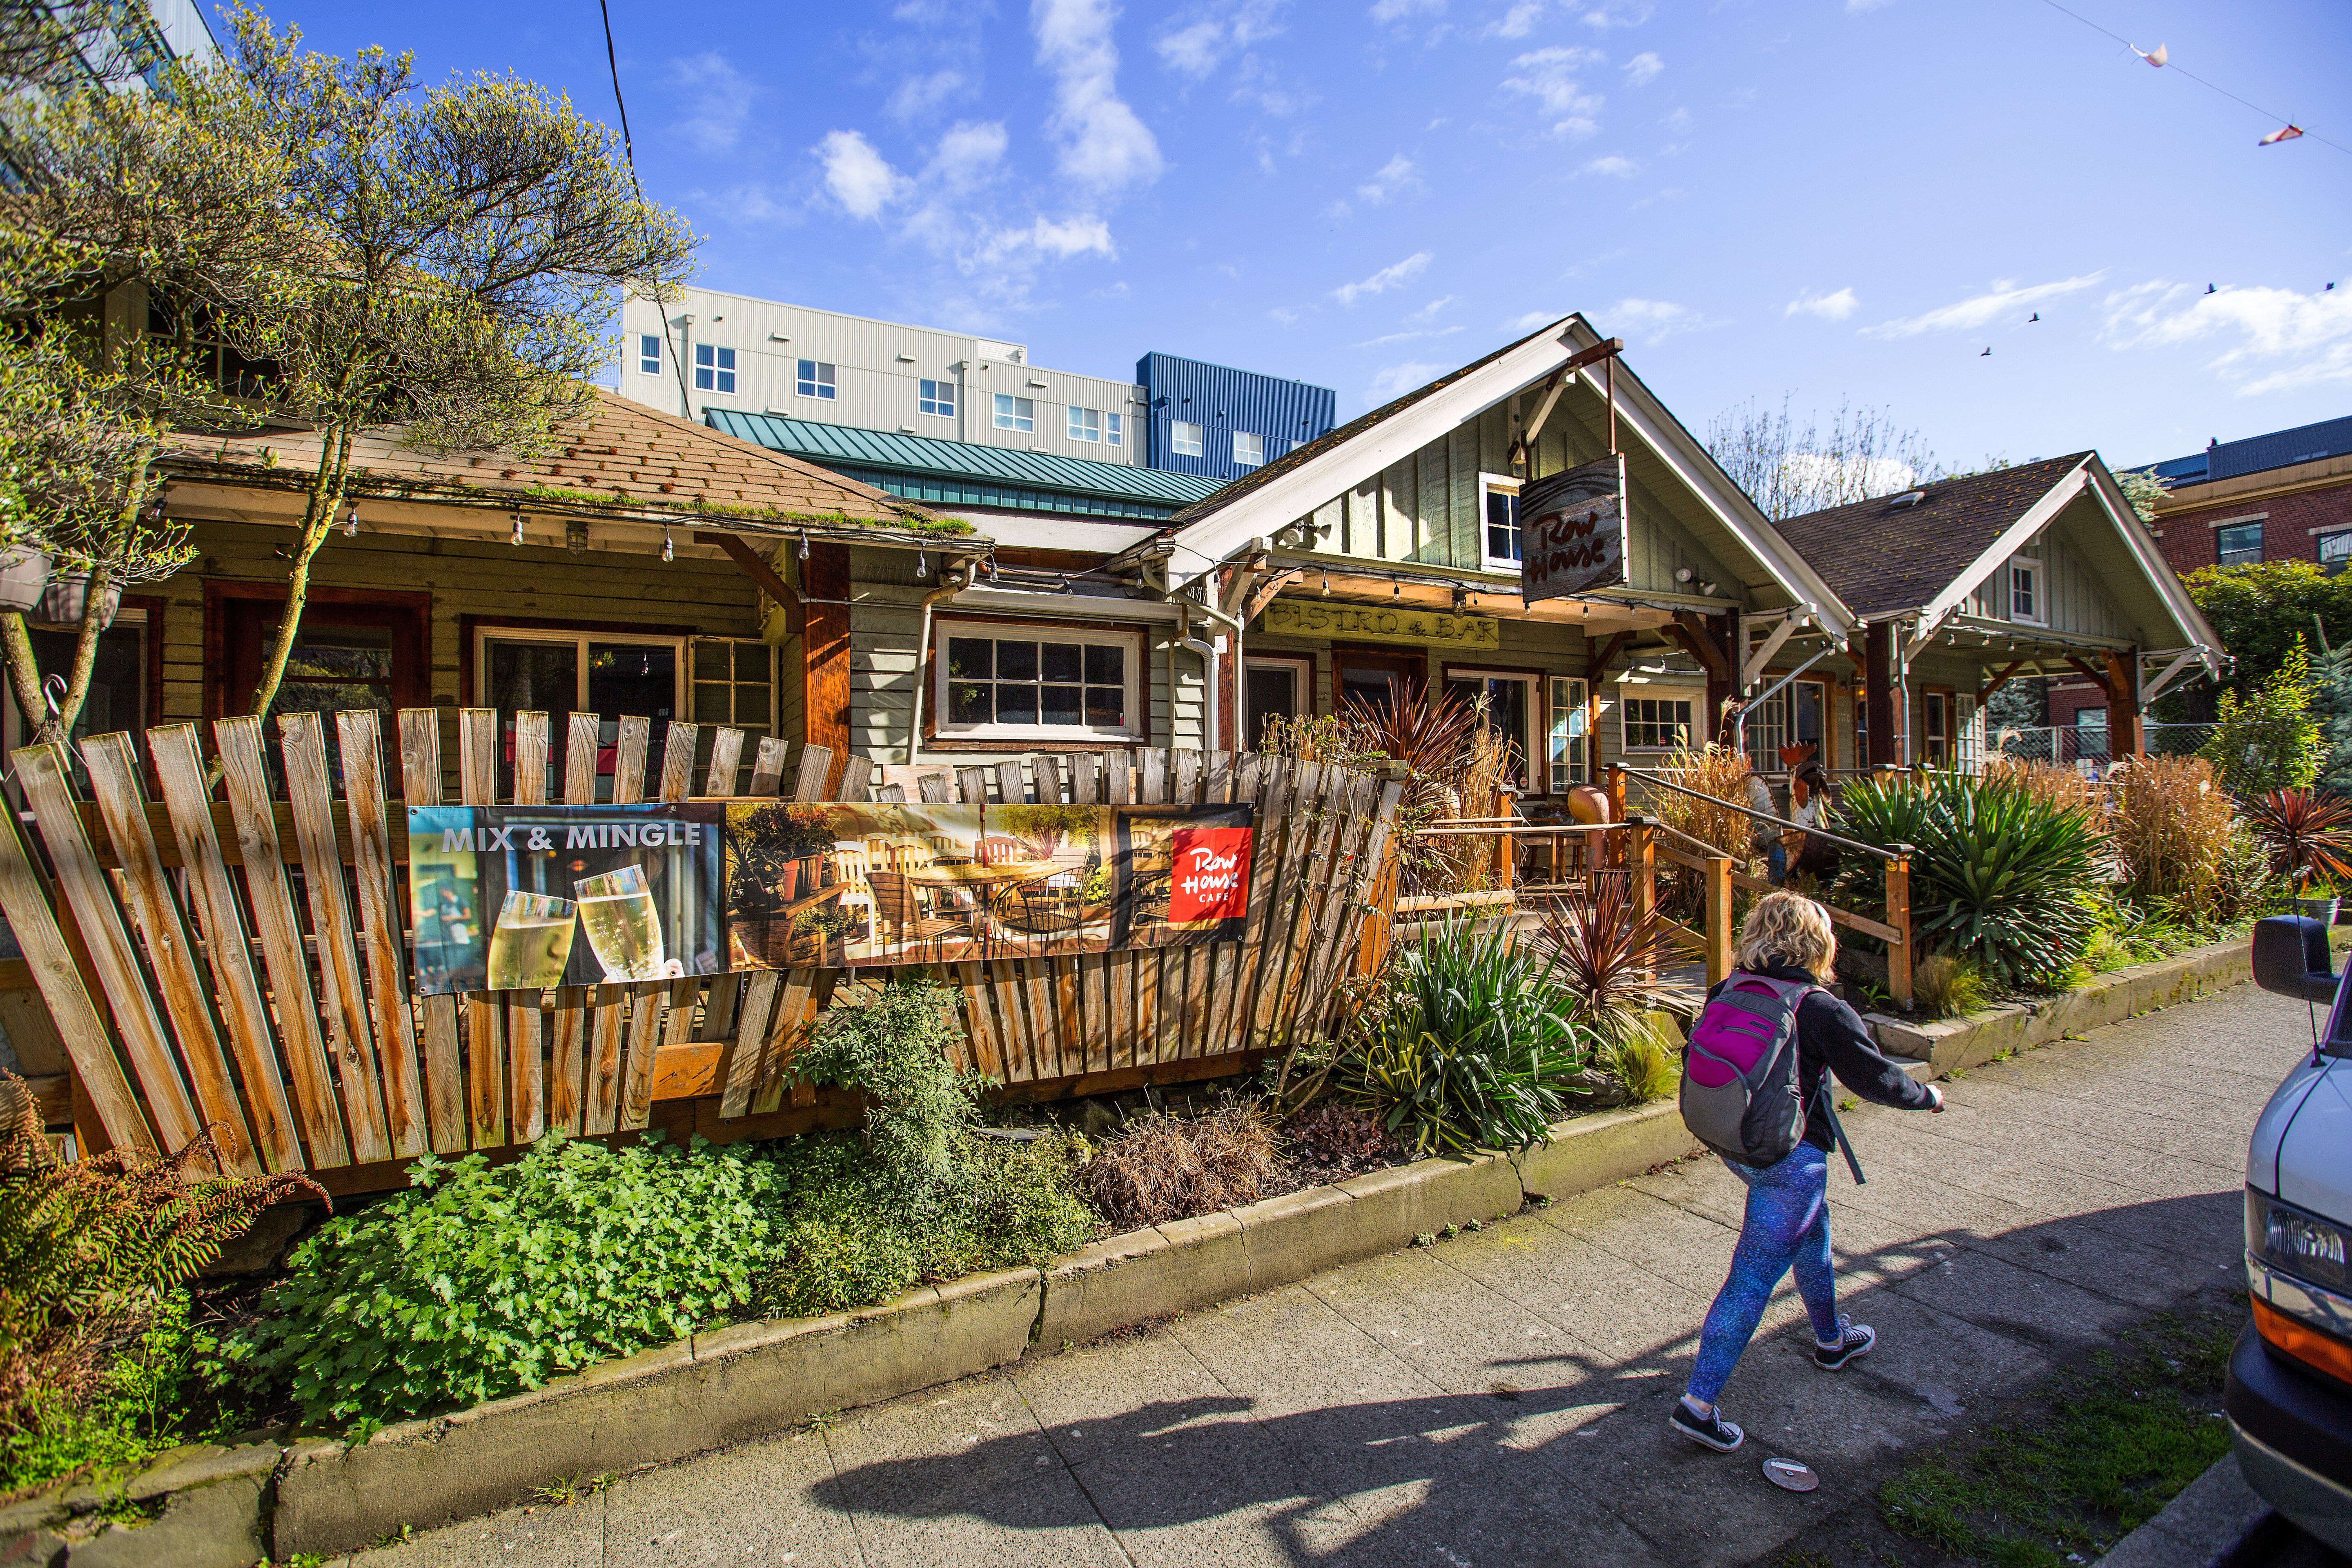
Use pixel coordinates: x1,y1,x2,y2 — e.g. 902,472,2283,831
1671,890,1944,1453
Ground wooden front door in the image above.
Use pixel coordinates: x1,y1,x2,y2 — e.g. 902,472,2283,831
1331,647,1427,719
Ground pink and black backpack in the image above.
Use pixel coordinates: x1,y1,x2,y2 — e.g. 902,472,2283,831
1681,973,1862,1178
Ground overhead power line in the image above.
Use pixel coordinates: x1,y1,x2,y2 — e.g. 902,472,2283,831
595,1,694,416
2036,0,2349,157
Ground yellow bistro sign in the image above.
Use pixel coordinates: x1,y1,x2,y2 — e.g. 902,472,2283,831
1259,599,1501,649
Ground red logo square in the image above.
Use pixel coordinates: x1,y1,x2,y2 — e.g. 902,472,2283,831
1166,827,1252,922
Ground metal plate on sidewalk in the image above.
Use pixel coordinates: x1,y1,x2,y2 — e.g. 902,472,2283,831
1764,1457,1819,1492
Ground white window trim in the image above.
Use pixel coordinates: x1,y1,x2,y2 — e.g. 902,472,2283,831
1171,419,1205,457
993,394,1036,433
693,343,736,394
472,625,687,713
918,379,955,418
1233,430,1264,468
1068,405,1102,443
2007,555,2047,627
796,359,837,399
1742,677,1827,773
1618,684,1704,753
1243,654,1312,747
638,334,661,374
1477,471,1522,572
933,619,1143,742
1547,675,1589,793
1106,411,1123,448
1445,667,1545,795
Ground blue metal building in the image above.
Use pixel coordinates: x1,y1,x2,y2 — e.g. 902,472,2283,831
1136,352,1336,481
2136,413,2352,486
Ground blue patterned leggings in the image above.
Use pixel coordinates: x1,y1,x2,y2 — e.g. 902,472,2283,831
1688,1143,1842,1404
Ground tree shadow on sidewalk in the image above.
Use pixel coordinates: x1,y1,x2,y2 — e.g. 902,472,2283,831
821,1191,2245,1568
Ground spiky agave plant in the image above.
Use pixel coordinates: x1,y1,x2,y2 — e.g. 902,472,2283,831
1338,677,1484,895
1532,870,1678,1042
2244,786,2352,895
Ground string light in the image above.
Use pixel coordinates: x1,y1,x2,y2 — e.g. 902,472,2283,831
916,550,930,579
510,512,525,546
798,529,810,560
661,524,673,562
1321,570,1330,597
343,503,359,537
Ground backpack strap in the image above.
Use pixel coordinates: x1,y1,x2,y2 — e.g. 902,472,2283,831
1790,985,1868,1184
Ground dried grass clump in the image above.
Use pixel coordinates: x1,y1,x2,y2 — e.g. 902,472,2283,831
1911,953,1990,1020
1085,1106,1288,1230
1982,755,2109,821
2109,754,2234,911
1643,745,1758,918
1285,1102,1399,1176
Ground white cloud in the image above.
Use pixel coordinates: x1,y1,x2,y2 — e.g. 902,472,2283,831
1580,1,1652,27
668,53,753,154
1503,46,1606,137
1604,296,1714,343
888,68,969,121
1368,360,1450,402
1357,154,1422,204
818,130,907,219
1332,250,1433,306
927,120,1009,187
1405,294,1455,323
1488,1,1545,39
1623,50,1663,86
1034,0,1163,191
1506,308,1564,333
1786,286,1859,321
1370,0,1442,20
977,213,1118,265
1269,305,1303,325
1579,153,1638,177
2102,281,2352,395
1862,274,2104,338
1358,325,1463,347
1155,0,1286,75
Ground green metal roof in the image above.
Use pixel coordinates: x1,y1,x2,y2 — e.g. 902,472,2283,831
706,411,1227,516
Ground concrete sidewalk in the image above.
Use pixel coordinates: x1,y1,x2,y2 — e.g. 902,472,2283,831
353,979,2302,1568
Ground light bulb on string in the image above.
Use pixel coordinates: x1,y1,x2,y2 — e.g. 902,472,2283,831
1321,571,1329,597
661,525,673,563
343,503,359,537
917,551,930,579
799,529,810,561
510,512,525,546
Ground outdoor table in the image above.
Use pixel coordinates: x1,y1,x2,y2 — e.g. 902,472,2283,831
902,858,1063,953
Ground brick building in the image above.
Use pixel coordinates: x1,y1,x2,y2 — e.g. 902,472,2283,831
2047,414,2352,743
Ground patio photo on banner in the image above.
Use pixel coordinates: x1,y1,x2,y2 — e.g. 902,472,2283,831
724,801,1256,969
406,804,727,996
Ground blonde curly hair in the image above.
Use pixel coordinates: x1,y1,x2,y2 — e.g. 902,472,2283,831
1735,889,1836,976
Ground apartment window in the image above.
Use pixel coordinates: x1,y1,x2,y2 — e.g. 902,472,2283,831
1068,405,1103,443
1743,679,1824,775
993,394,1035,433
918,379,955,418
1171,420,1204,457
938,622,1140,739
796,359,836,399
1233,431,1264,468
693,344,735,394
1621,693,1696,752
477,627,683,800
1106,412,1124,448
2321,530,2352,576
1479,472,1522,570
638,334,662,375
1547,677,1588,791
1445,670,1540,793
2008,556,2045,626
1245,656,1310,749
2217,520,2264,568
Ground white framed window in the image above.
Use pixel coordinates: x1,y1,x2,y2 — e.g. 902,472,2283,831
2007,556,2046,626
1445,669,1543,794
1955,692,1982,774
937,620,1142,741
1106,412,1123,448
476,626,687,798
2321,530,2352,575
1244,655,1310,749
796,359,836,399
638,334,662,375
1742,678,1825,775
1621,692,1698,752
1920,690,1953,767
1547,676,1588,792
1233,431,1264,468
993,394,1035,433
1068,405,1103,443
918,379,955,418
1478,472,1522,570
1171,419,1204,457
693,344,735,394
2216,520,2264,567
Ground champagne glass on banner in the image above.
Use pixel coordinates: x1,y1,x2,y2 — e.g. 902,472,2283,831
483,891,576,990
574,864,677,980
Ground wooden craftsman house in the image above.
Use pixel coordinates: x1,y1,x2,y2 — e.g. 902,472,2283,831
1769,454,2224,771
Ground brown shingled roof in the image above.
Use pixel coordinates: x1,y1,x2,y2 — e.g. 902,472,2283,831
163,386,962,535
1768,454,2091,619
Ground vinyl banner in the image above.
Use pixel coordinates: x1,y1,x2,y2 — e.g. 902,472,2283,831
407,804,726,996
1520,453,1628,603
723,801,1255,969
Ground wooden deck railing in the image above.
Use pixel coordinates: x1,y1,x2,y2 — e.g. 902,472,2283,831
0,710,1400,1192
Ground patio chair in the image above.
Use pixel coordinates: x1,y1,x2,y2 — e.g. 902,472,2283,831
832,840,875,942
866,868,976,952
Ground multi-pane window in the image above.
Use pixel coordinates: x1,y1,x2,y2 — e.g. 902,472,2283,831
1481,474,1521,568
690,637,775,793
918,378,955,417
1548,677,1588,791
1107,412,1124,447
1068,405,1103,443
693,344,735,394
796,359,836,399
2322,531,2352,576
639,334,662,375
1742,679,1824,774
2217,520,2264,568
1171,420,1204,457
1233,431,1264,467
1621,695,1695,751
993,394,1036,433
2007,557,2045,625
478,629,683,801
940,625,1137,736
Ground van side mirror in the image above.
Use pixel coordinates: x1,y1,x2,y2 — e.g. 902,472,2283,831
2253,916,2338,1004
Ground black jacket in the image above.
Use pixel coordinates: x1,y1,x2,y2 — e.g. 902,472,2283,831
1701,962,1936,1152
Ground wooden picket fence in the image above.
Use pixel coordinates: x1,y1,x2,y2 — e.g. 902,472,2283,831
0,708,1401,1191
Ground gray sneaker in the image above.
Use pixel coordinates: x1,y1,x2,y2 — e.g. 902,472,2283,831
1670,1399,1744,1452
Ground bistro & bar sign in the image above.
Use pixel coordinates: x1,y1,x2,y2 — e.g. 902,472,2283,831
1259,600,1501,648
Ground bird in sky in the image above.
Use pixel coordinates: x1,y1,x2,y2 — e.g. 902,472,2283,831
1980,347,1992,357
2029,312,2040,322
2205,283,2217,294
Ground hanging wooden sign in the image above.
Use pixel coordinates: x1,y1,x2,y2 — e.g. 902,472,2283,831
1522,454,1627,603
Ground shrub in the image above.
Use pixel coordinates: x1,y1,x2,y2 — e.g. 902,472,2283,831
1085,1106,1286,1230
1836,774,2105,991
1911,953,1989,1020
1532,869,1677,1044
2202,643,2323,793
1641,746,1760,920
795,978,988,1212
2109,755,2234,909
249,1132,777,1425
1341,917,1596,1156
2244,787,2352,896
2212,821,2281,924
1604,1013,1682,1102
0,1082,318,1457
1981,755,2107,819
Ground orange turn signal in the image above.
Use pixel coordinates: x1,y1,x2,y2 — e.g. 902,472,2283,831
2254,1294,2352,1389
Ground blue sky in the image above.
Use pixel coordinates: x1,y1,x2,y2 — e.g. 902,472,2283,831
270,0,2349,472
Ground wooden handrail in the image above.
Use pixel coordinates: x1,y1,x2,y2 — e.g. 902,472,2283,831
1616,766,1905,862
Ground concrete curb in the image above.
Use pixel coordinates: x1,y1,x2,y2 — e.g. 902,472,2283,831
6,929,2288,1563
2095,1454,2272,1568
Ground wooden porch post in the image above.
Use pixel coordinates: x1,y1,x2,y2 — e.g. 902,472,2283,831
1704,852,1734,985
1862,624,1898,768
2105,648,2143,757
1884,849,1913,1011
1630,817,1656,928
801,543,851,782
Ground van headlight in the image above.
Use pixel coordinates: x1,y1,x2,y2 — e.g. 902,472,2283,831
2248,1187,2352,1293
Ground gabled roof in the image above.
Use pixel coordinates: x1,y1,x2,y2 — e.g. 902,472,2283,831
161,387,963,537
1771,454,2089,620
707,410,1224,520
